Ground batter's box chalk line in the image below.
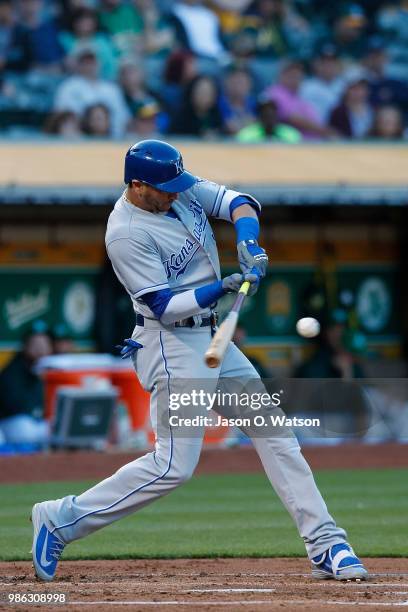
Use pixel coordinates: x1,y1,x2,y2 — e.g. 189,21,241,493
62,600,408,607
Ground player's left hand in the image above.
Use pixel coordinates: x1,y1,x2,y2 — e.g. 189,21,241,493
222,272,260,296
237,240,268,279
116,338,143,359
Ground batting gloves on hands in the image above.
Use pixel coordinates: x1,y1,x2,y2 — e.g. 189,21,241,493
237,240,269,279
222,272,259,296
116,338,143,359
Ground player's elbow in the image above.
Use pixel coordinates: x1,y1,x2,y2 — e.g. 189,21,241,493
141,288,173,322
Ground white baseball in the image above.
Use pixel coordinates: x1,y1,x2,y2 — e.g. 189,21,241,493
296,317,320,338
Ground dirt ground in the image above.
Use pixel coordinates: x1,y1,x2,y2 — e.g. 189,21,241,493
1,443,408,484
1,558,408,611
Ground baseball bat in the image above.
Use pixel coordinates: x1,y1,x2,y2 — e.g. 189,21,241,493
204,279,251,368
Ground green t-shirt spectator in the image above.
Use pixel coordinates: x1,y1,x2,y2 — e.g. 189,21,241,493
236,121,301,143
60,33,117,80
99,4,144,59
99,4,143,36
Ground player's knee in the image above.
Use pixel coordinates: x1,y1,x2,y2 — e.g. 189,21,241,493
167,462,196,486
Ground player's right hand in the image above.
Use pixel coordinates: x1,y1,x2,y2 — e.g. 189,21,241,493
222,272,259,295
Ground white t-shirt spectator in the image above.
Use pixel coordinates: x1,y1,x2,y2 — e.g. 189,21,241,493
172,2,226,60
301,77,345,124
54,76,130,138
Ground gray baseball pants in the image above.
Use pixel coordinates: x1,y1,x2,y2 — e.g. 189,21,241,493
44,324,346,558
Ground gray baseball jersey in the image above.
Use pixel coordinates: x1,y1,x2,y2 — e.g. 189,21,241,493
105,179,260,317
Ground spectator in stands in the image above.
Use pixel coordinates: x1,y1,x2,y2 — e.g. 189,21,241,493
301,44,346,124
0,0,15,70
3,0,407,138
0,324,52,447
12,0,64,72
53,48,130,137
119,59,168,132
119,60,159,116
171,0,229,64
218,66,256,135
51,323,76,354
208,0,252,47
0,51,17,105
329,71,374,139
138,0,174,59
236,94,301,142
370,104,405,139
377,1,408,76
127,99,161,137
60,7,117,79
160,49,197,114
43,110,82,136
58,1,100,29
82,102,111,136
329,3,368,61
362,37,408,111
98,0,145,58
169,74,223,137
263,60,333,139
243,0,315,60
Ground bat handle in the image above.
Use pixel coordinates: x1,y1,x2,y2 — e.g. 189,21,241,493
232,281,250,313
239,280,251,295
233,272,256,311
240,267,259,296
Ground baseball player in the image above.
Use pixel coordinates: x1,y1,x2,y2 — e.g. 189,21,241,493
31,140,368,582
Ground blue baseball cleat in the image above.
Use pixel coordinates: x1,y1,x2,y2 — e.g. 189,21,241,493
31,503,65,581
311,543,369,581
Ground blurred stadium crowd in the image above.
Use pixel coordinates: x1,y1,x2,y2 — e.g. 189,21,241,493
1,0,408,140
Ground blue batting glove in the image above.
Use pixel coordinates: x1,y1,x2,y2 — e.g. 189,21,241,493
116,338,143,359
237,240,268,278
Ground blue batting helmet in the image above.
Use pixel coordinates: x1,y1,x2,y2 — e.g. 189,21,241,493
124,140,197,193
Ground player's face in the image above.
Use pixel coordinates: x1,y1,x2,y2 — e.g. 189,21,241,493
137,183,178,213
140,185,178,213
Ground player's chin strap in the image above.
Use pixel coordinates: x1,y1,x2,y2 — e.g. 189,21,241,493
116,338,143,359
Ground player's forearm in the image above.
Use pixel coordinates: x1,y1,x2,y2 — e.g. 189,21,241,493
232,204,268,280
142,282,226,325
231,203,260,243
160,290,208,324
160,282,225,324
231,204,258,222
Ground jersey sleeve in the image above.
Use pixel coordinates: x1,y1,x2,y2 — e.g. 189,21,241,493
107,236,169,299
190,178,261,222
